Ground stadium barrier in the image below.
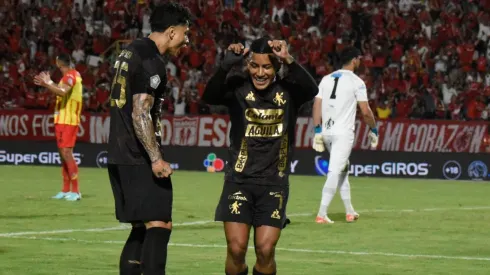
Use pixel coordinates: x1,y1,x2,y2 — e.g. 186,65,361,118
0,111,488,181
0,110,488,152
0,140,488,181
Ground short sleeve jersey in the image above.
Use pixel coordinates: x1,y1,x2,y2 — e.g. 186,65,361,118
54,69,83,126
316,69,368,135
108,38,168,165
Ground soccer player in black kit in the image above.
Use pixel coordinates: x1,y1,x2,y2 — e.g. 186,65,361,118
203,38,318,275
107,3,192,275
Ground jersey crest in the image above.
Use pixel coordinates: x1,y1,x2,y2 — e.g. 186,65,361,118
150,75,161,89
273,92,286,106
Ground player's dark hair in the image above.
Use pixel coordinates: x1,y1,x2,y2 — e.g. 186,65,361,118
150,2,193,33
249,36,281,72
56,53,72,66
250,36,273,54
339,46,362,66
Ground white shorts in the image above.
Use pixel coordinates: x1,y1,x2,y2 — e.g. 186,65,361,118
323,134,354,173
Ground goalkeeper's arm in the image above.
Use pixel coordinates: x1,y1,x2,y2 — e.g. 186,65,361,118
358,101,376,129
358,101,378,148
311,97,325,152
313,97,322,130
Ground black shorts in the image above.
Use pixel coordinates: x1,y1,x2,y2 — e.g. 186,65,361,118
108,163,172,223
215,181,289,229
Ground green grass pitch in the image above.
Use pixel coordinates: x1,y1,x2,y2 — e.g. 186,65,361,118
0,166,489,274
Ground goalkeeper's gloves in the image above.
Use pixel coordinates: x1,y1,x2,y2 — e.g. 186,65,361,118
312,125,325,152
368,127,379,149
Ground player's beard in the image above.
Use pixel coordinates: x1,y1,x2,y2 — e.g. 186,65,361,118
168,47,180,56
354,60,361,72
168,42,186,56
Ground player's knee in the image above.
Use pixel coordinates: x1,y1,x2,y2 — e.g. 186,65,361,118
342,160,350,173
328,167,343,174
60,148,72,160
255,242,276,264
227,240,247,263
145,220,172,230
58,148,67,160
340,179,351,189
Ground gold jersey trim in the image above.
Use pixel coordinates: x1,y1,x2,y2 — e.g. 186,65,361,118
277,135,288,177
234,138,248,172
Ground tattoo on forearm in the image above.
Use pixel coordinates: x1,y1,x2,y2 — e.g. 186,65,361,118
132,94,162,163
151,98,163,138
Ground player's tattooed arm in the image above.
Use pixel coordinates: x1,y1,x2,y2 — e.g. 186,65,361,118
150,97,163,142
132,93,162,163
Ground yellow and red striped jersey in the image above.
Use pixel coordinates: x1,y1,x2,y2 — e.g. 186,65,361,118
54,69,83,126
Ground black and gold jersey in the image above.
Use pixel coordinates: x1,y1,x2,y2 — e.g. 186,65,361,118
108,38,168,165
203,62,318,185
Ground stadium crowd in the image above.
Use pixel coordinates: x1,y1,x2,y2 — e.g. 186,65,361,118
0,0,489,121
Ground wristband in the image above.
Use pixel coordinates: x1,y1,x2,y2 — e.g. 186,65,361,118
314,125,322,134
47,80,54,85
370,128,378,135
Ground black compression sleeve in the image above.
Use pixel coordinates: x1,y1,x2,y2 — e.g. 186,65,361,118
285,61,319,100
202,67,229,105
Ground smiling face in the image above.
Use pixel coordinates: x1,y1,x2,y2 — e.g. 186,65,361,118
247,53,277,90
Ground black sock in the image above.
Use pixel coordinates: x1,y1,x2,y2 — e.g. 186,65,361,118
253,267,276,275
226,266,248,275
120,226,146,275
239,267,249,275
141,227,172,275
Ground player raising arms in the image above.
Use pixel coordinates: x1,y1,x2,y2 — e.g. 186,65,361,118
203,37,318,275
107,3,192,275
312,47,378,224
34,54,83,201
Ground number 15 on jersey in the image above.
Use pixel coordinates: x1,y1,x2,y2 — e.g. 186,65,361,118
110,60,129,108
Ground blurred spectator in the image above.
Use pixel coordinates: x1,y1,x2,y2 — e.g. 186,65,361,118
174,94,186,116
422,90,437,119
467,95,486,120
442,82,458,105
376,100,392,119
0,0,488,121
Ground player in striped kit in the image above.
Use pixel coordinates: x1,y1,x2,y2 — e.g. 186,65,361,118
34,54,83,201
